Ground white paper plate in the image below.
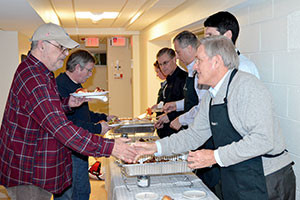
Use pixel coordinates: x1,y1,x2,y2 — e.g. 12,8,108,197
71,91,108,97
85,95,108,102
135,192,159,200
183,190,206,199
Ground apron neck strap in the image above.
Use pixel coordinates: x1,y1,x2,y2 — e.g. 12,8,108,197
224,69,238,103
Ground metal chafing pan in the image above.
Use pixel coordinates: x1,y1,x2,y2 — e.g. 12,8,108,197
112,119,155,133
116,154,192,176
113,123,155,133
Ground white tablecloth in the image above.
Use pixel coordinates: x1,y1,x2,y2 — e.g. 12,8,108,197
104,157,219,200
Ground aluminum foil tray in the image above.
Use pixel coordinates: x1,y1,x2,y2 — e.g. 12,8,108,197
118,154,192,176
113,123,155,133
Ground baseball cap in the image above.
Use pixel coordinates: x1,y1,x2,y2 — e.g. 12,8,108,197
30,23,79,49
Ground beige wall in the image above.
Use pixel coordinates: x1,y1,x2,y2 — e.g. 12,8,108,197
18,32,31,63
107,38,133,117
0,31,19,122
83,66,108,114
131,35,141,117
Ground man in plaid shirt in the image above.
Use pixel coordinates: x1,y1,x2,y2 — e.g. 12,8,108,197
0,23,137,200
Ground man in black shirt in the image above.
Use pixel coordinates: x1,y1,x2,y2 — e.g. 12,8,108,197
55,49,115,200
155,48,187,138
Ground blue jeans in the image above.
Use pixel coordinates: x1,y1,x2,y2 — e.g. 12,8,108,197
54,153,91,200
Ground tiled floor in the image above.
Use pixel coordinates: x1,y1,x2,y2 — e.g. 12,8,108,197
89,179,107,200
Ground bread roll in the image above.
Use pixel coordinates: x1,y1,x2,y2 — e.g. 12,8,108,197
162,195,172,200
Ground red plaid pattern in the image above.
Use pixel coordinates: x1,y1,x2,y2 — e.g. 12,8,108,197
0,54,114,194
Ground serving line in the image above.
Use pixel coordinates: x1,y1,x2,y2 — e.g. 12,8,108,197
103,157,219,200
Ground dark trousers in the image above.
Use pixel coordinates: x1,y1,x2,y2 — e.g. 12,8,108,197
210,163,295,200
266,163,296,200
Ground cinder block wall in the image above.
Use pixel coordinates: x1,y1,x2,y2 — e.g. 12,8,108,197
233,0,300,197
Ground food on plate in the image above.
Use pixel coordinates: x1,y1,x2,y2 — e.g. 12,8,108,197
119,117,133,121
138,138,154,142
146,107,152,115
75,88,88,93
162,195,172,200
94,87,106,92
75,87,106,94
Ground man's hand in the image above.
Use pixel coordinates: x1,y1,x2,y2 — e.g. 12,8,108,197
170,117,182,130
163,102,176,113
111,138,137,163
100,121,111,135
132,142,158,162
107,115,119,122
68,96,87,108
151,104,158,110
154,113,170,129
187,149,217,169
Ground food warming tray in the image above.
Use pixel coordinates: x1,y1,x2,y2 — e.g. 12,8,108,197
112,119,155,133
113,123,155,133
117,154,192,176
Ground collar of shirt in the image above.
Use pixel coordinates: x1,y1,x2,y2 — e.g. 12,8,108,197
187,60,196,77
166,66,180,82
209,70,231,98
28,54,54,79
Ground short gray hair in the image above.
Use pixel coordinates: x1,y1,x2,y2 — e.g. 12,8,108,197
30,41,39,51
66,49,95,72
199,35,239,69
173,30,198,50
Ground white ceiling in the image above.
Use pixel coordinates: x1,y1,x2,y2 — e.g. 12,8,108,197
0,0,187,42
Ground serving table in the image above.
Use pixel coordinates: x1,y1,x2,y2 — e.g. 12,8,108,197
103,157,219,200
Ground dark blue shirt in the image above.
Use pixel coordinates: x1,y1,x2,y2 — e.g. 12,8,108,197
56,72,107,134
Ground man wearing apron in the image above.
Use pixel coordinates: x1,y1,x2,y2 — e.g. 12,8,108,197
134,35,295,200
168,31,219,191
163,30,207,131
209,69,268,199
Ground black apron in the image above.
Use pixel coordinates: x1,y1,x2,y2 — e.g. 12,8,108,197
183,72,199,112
209,69,268,200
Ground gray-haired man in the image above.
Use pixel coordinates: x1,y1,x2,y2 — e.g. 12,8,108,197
134,35,295,200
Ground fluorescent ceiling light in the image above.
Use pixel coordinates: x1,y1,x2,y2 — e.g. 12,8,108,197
102,12,119,18
129,12,141,25
76,12,118,22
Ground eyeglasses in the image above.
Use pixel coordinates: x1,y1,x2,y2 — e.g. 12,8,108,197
84,67,93,73
44,40,69,54
158,59,172,67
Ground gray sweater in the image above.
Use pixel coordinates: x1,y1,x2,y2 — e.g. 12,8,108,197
159,69,292,176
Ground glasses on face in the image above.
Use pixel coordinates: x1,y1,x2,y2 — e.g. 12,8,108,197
44,40,69,54
84,67,93,73
158,58,172,67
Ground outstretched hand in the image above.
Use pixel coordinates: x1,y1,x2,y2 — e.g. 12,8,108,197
154,113,169,129
111,138,137,163
132,142,158,162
